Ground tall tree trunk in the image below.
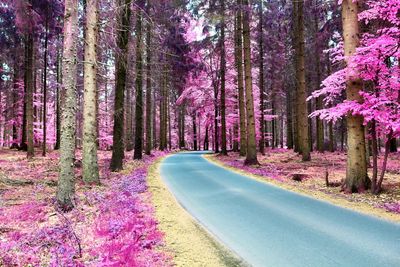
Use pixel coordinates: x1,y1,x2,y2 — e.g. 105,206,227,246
213,80,219,153
110,0,131,171
57,0,79,211
293,0,310,161
193,114,197,150
168,93,172,150
125,83,133,150
219,0,227,155
42,17,49,156
55,48,62,150
24,1,34,158
145,1,152,155
235,4,246,157
160,66,168,151
329,121,334,152
286,85,293,149
11,40,20,148
242,0,259,165
134,1,144,160
82,0,100,183
342,0,369,192
370,120,378,193
314,11,324,152
258,0,265,155
152,85,157,149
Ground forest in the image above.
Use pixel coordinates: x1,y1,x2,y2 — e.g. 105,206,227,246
0,0,400,266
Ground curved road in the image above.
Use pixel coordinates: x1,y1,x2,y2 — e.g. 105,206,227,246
160,151,400,267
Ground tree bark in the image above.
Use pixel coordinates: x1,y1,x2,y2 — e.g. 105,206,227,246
55,47,62,150
219,0,227,155
42,16,49,156
145,1,152,155
110,0,131,171
258,0,265,155
235,1,246,157
342,0,369,192
82,0,100,183
134,1,144,160
293,0,310,161
242,0,259,165
57,0,79,211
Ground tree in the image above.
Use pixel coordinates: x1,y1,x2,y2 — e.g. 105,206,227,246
235,0,246,157
219,0,227,155
57,0,79,211
110,0,132,171
82,0,100,184
293,0,310,161
145,0,152,155
23,0,34,159
341,0,369,192
258,0,265,155
242,0,259,165
134,0,145,160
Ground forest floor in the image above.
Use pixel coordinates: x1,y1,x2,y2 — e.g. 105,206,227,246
207,149,400,223
0,148,172,266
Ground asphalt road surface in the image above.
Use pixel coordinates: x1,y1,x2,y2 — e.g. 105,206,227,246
160,151,400,267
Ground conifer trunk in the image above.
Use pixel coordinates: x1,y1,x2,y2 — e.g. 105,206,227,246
110,0,131,171
57,0,79,211
258,0,265,155
134,1,144,160
82,0,100,183
145,1,152,155
342,0,369,192
42,17,49,156
293,0,310,161
235,1,246,157
242,0,259,165
220,0,227,155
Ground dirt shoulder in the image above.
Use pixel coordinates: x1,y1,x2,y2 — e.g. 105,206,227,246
147,156,247,267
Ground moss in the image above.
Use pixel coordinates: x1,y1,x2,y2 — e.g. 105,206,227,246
204,154,400,224
147,156,247,267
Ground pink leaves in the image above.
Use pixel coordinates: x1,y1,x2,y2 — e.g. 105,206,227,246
91,168,169,267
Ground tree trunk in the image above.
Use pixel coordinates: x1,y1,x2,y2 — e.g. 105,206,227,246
82,0,100,183
286,85,293,149
57,0,79,211
219,0,227,155
160,66,168,151
258,0,265,155
134,1,144,160
315,12,324,152
42,17,49,156
24,0,34,158
213,80,219,153
370,120,378,193
235,6,246,157
193,114,197,150
342,0,369,192
145,1,152,155
242,0,259,165
376,131,393,194
293,0,310,161
110,0,131,171
55,48,62,150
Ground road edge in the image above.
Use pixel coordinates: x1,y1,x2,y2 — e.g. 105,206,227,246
147,155,248,267
204,154,400,224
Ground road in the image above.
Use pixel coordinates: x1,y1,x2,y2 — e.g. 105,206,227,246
160,151,400,267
